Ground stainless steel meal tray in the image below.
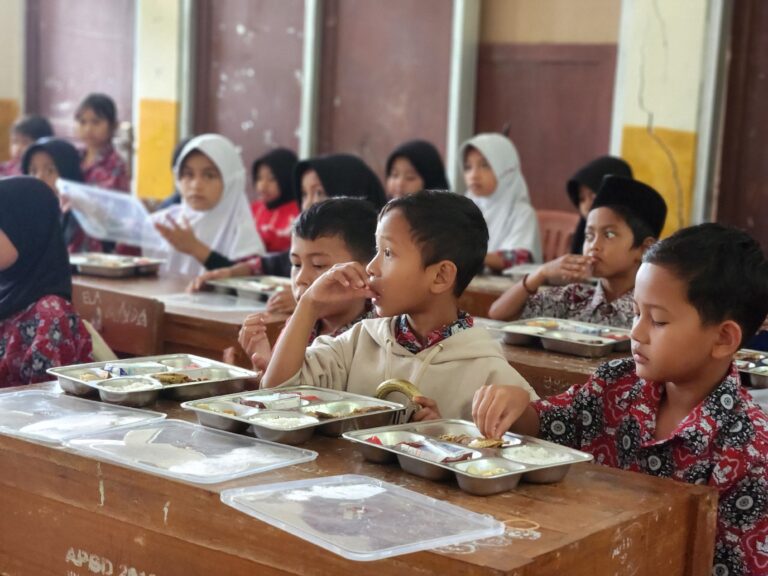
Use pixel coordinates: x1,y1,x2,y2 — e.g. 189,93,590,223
498,317,631,357
182,386,405,445
343,419,593,496
736,349,768,388
69,253,164,278
47,354,259,407
206,275,292,300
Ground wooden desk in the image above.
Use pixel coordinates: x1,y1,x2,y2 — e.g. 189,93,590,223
460,275,512,318
0,385,716,575
72,274,287,367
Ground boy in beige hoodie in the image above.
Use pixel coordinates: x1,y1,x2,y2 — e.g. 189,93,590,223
262,190,537,421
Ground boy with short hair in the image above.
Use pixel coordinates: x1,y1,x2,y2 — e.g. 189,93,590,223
473,223,768,574
0,115,55,177
238,197,378,371
489,176,667,328
262,190,537,421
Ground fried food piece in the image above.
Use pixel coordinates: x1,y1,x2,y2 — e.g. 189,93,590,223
151,372,193,384
468,437,505,449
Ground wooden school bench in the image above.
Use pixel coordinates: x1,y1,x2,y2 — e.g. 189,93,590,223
0,382,717,576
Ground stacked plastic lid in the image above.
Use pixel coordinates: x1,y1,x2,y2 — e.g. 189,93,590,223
221,474,504,561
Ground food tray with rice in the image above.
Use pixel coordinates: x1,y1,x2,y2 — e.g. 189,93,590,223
47,354,259,407
182,386,405,445
343,419,593,495
735,349,768,389
205,275,293,301
69,253,164,277
493,317,631,357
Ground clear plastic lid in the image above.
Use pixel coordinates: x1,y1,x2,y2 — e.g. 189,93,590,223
0,390,166,444
220,474,504,561
66,420,317,484
159,292,267,313
57,179,166,248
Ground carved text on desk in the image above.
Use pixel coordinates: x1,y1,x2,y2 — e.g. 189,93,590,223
65,546,156,576
79,290,150,329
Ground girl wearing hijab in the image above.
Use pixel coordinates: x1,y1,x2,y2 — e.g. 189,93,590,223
460,133,542,273
385,139,450,199
0,177,93,387
250,148,300,253
566,156,633,254
149,134,265,277
21,138,105,254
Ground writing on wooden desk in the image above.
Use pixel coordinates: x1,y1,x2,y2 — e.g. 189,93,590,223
78,290,149,329
65,546,156,576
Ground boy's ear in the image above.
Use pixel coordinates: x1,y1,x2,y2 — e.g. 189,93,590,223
640,237,656,252
429,260,458,295
711,319,743,359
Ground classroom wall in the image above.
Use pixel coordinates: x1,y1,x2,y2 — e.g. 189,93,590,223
134,0,181,200
0,0,24,161
615,0,708,236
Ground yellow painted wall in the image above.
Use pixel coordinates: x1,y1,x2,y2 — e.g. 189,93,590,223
481,0,620,44
0,0,23,161
137,99,179,199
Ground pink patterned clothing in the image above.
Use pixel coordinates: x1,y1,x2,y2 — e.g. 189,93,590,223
521,281,635,328
496,249,533,271
80,145,130,192
534,359,768,575
0,295,93,387
0,157,22,177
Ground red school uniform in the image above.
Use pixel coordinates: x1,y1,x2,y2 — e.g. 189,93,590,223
80,145,130,192
251,200,299,253
534,358,768,575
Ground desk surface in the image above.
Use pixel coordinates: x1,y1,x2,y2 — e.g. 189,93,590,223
0,384,716,576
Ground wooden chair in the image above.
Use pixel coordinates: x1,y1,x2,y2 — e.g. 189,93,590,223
72,285,165,357
536,209,581,262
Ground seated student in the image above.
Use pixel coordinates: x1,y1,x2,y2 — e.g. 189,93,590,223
488,176,667,329
0,177,93,387
75,93,130,192
385,139,449,199
566,156,633,254
459,133,542,273
21,138,104,254
238,198,378,371
473,223,768,575
261,190,537,421
250,148,300,253
0,115,54,177
148,134,265,277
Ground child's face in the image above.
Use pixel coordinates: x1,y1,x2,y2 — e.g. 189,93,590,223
301,169,327,211
76,108,113,149
178,151,223,211
254,164,280,204
386,157,424,199
27,151,60,195
578,185,596,218
584,207,644,279
463,148,497,197
366,209,434,317
631,263,726,383
10,132,34,161
290,233,357,306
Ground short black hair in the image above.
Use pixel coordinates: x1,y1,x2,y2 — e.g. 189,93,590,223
12,115,54,141
75,93,118,127
643,223,768,346
293,197,378,262
600,205,657,247
381,190,488,296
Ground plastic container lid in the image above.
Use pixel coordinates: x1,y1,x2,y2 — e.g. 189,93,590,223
220,474,504,561
159,292,267,313
0,390,166,444
66,419,317,484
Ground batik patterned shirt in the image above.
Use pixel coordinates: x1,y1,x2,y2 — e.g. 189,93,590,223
521,281,635,328
80,145,130,192
308,303,378,344
534,358,768,576
394,311,474,354
497,249,533,271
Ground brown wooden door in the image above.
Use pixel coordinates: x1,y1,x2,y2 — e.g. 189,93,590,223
194,0,305,188
24,0,135,139
716,0,768,250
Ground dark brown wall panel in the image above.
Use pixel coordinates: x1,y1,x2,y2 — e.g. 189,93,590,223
195,0,304,175
317,0,452,180
475,43,617,212
25,0,135,138
717,0,768,250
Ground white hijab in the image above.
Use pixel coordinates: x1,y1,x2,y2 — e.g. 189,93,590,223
149,134,264,276
459,134,542,262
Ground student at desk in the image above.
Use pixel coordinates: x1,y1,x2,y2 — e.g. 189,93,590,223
261,190,537,421
488,176,667,329
474,223,768,576
0,177,93,387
